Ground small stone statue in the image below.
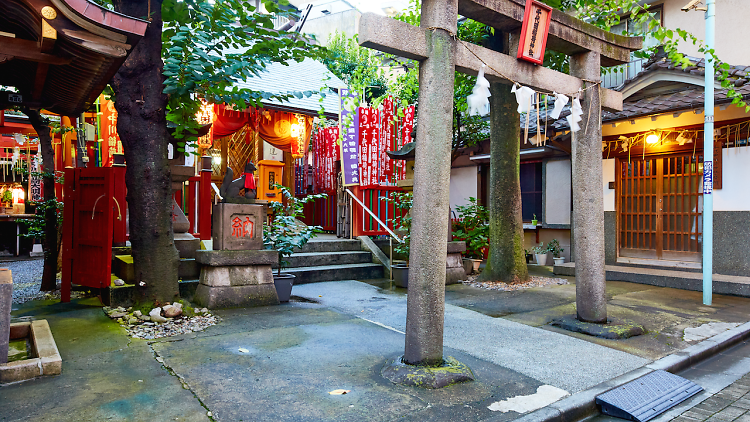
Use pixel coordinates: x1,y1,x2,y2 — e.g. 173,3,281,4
220,160,257,203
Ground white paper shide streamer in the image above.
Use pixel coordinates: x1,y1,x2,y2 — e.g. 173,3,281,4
566,94,583,133
549,92,569,119
467,64,491,117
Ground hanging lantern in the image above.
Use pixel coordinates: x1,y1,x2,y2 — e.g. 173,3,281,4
195,99,214,149
646,132,660,144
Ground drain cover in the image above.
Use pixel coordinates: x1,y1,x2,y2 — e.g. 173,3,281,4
596,370,703,422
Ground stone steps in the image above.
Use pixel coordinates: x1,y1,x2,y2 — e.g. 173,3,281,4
274,251,372,269
282,263,384,284
298,239,361,253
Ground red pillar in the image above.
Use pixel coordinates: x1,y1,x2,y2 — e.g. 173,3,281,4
199,156,212,240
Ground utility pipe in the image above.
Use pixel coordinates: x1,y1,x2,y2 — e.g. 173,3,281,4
702,0,715,306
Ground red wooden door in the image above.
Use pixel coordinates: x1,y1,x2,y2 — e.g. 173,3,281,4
62,167,116,301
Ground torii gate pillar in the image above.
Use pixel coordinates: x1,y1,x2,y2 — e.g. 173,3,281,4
570,51,607,323
404,0,458,367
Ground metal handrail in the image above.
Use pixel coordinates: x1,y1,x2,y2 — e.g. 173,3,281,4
344,188,402,243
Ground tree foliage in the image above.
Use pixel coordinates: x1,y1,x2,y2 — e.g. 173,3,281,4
159,0,326,150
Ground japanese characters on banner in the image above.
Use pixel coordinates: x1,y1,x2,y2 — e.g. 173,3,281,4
290,115,307,159
339,89,360,186
100,96,123,167
358,107,380,188
313,126,339,194
380,96,395,185
398,105,415,180
29,152,43,203
357,100,414,187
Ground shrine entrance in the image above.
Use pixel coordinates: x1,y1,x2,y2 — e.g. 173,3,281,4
618,153,703,262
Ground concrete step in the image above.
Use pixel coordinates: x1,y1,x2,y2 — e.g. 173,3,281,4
282,263,384,284
274,251,372,269
298,239,362,253
554,262,750,297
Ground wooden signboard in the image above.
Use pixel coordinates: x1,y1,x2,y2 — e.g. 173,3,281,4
517,0,553,65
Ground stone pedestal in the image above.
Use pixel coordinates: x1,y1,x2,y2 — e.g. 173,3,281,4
1,268,12,364
446,241,467,285
193,250,279,308
212,203,265,251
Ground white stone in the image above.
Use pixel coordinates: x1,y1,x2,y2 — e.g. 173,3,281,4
113,278,125,286
487,385,569,413
683,322,741,342
163,304,182,318
149,308,167,323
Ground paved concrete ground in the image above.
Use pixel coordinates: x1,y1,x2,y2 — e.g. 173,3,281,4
589,335,750,422
3,266,750,422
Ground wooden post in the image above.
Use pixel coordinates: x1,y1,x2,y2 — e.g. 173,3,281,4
403,0,458,367
570,51,607,323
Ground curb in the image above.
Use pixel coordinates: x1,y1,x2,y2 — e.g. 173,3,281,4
483,321,750,422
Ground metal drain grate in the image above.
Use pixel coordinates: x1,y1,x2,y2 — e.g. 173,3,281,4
596,370,703,422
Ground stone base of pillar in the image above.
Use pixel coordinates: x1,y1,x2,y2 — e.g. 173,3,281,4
193,250,279,308
381,355,474,389
446,241,467,285
550,315,645,340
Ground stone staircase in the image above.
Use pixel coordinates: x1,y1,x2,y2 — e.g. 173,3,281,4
273,238,384,284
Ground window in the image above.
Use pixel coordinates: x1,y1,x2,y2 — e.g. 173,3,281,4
520,162,542,222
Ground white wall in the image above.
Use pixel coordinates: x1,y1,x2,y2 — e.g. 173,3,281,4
603,158,616,212
657,0,750,66
449,166,478,213
545,159,571,224
715,146,750,211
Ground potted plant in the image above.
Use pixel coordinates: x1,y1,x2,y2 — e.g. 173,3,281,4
547,239,565,266
385,191,412,288
531,214,538,226
451,197,489,275
263,184,326,302
2,188,13,208
524,248,533,264
532,243,548,266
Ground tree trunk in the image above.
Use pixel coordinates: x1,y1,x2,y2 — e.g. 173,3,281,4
111,0,180,304
477,33,528,284
476,82,529,284
25,110,58,292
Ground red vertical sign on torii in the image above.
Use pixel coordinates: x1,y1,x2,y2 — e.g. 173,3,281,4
517,0,553,65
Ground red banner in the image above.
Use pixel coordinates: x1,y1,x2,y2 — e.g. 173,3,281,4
100,96,123,167
398,105,415,181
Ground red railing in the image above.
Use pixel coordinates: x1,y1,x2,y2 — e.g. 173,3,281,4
300,193,336,232
350,185,404,237
185,165,212,240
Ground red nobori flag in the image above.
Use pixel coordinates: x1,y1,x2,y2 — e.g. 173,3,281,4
398,105,415,181
358,107,380,188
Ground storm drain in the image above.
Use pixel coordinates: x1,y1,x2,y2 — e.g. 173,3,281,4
596,370,703,422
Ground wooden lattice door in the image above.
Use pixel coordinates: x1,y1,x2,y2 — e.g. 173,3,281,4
618,154,703,262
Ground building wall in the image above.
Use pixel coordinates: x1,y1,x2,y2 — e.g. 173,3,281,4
602,158,616,212
449,166,478,213
656,0,750,66
544,159,571,225
302,9,360,44
715,146,750,211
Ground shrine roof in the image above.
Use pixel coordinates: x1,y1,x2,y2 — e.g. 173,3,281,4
233,57,344,117
536,52,750,132
0,0,147,116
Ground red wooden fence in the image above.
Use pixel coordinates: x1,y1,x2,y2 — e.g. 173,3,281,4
350,185,404,237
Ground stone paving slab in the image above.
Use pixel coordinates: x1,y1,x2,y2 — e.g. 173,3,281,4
150,304,544,422
292,280,650,393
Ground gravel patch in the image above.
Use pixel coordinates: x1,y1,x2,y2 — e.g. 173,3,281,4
2,259,87,303
462,275,569,291
103,306,219,340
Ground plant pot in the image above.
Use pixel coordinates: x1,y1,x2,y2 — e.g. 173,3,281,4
470,259,482,273
462,258,473,275
535,253,548,266
531,219,538,226
525,254,533,264
392,264,409,288
273,273,295,302
553,257,565,266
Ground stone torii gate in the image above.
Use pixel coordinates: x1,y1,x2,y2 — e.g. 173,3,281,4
359,0,642,371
